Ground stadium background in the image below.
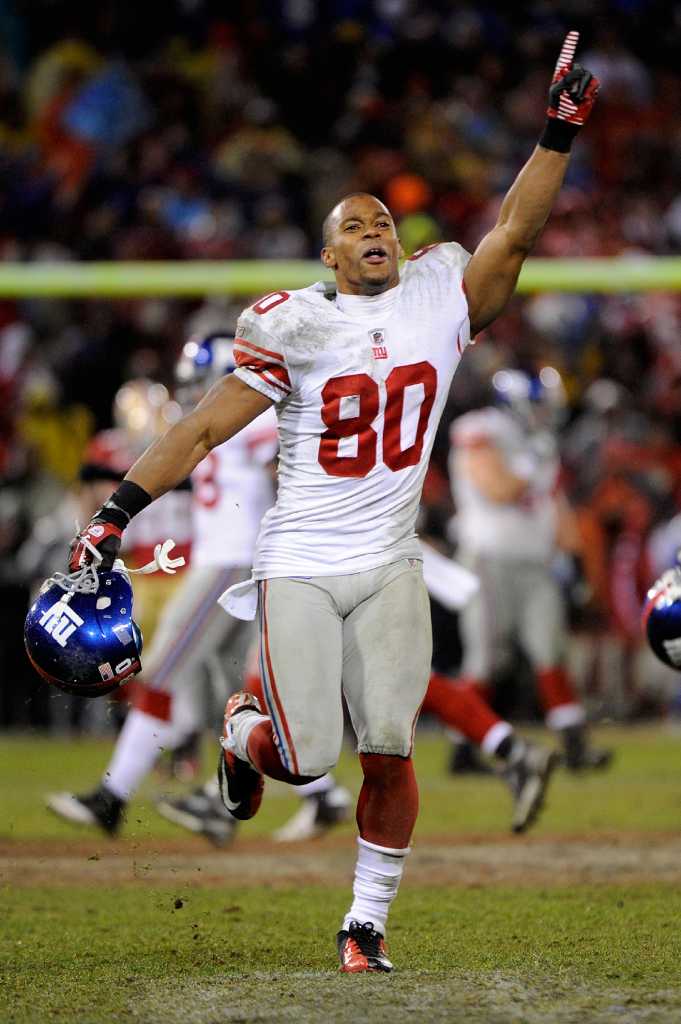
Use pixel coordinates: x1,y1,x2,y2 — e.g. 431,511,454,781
3,4,681,1023
2,0,680,728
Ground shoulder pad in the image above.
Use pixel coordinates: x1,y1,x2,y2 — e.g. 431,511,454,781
405,241,471,275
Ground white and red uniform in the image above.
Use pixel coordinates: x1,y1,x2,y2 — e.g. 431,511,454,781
449,405,584,729
235,243,472,577
230,243,473,774
132,409,278,735
451,407,560,563
192,415,278,569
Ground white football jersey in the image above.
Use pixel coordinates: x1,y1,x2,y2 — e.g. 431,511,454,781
450,406,560,562
233,242,472,578
191,407,278,568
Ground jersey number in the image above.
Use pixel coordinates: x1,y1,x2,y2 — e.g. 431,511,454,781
318,362,437,478
194,451,219,508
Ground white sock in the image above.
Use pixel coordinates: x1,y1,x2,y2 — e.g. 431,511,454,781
481,720,513,756
222,707,269,767
103,710,182,801
545,703,586,731
296,773,335,798
342,837,410,937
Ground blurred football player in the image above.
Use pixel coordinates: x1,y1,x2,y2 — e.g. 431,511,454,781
436,367,612,771
47,334,351,843
18,429,133,588
66,34,599,972
420,541,558,833
113,379,192,642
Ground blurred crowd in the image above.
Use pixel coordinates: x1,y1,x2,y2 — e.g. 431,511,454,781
1,1,680,728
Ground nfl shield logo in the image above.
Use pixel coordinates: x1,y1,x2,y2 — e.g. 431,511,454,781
370,329,388,360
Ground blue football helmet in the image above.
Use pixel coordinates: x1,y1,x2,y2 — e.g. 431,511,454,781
492,367,566,431
642,566,681,670
24,562,143,697
175,331,235,408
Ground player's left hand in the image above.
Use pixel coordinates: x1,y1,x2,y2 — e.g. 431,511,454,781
547,31,599,127
69,518,123,572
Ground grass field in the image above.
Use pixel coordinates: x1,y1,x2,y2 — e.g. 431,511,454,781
2,726,681,1023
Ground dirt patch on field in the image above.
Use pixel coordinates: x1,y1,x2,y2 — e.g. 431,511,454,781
3,832,681,889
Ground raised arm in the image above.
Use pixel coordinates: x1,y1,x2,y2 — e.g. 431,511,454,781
69,375,272,571
463,31,599,337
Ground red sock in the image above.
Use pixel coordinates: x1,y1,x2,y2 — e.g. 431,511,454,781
536,666,578,714
246,720,318,786
132,682,171,721
422,671,502,746
244,672,265,708
356,753,418,848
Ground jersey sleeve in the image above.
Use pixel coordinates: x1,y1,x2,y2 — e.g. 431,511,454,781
233,307,293,405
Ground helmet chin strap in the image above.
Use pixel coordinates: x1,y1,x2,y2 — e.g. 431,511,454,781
47,538,186,600
115,539,186,576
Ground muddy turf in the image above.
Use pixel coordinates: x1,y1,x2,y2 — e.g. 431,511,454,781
2,727,681,1023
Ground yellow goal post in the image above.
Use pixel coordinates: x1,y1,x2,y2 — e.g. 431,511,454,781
0,257,679,297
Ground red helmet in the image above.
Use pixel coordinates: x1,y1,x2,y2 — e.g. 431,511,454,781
80,429,134,483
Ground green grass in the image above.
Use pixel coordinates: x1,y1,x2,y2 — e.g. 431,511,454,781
1,725,680,841
2,885,681,1023
2,727,681,1022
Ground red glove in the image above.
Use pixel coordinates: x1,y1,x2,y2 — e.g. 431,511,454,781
69,519,123,572
67,481,152,573
547,31,599,126
540,31,599,152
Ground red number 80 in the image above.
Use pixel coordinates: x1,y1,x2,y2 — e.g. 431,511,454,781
318,361,437,478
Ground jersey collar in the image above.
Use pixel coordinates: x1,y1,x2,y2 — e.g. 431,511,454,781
332,280,402,320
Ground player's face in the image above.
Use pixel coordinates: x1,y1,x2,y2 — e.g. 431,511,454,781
321,196,402,295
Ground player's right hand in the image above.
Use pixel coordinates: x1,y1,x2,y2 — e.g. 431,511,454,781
69,518,123,572
547,31,599,127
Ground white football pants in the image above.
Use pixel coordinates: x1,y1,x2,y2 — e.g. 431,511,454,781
257,558,432,777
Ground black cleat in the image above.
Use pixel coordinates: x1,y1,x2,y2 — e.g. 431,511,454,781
560,726,613,771
273,785,351,841
337,921,393,973
448,739,493,775
46,785,124,836
218,691,265,820
502,740,559,834
156,785,238,847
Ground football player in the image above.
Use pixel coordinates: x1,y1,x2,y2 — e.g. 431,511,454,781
67,34,599,972
47,335,350,843
439,367,612,771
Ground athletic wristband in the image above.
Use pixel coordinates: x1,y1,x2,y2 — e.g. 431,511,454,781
538,118,580,154
98,480,153,528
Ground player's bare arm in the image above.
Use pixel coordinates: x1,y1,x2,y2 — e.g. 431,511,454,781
464,147,569,336
464,31,599,336
462,441,529,504
69,375,272,571
126,375,272,500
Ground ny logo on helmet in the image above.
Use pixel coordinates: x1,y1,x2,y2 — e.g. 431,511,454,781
39,600,84,648
663,637,681,667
